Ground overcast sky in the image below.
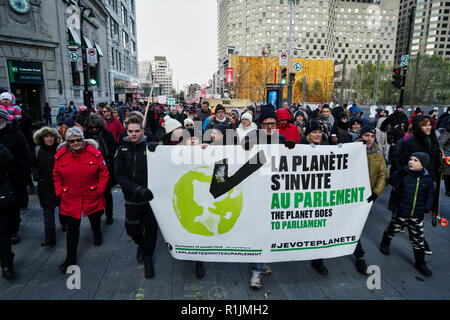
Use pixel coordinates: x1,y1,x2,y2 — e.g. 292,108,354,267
136,0,217,91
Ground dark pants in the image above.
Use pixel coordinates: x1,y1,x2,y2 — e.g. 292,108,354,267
354,240,365,260
0,212,14,268
104,184,113,219
125,203,158,257
43,207,56,242
384,215,425,251
65,210,103,261
9,204,21,236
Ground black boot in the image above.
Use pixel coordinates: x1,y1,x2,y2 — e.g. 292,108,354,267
144,256,154,279
1,259,15,280
414,249,432,277
93,233,103,247
40,239,56,247
136,245,144,264
195,261,205,279
311,259,328,276
1,266,15,280
59,256,77,273
355,259,368,275
380,233,391,256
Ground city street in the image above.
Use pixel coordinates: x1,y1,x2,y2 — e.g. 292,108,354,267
0,183,449,300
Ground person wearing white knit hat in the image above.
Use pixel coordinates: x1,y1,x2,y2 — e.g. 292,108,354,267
162,115,183,145
236,112,257,142
0,92,13,103
183,117,194,128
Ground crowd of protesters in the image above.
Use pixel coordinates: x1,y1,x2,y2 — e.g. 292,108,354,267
0,89,449,289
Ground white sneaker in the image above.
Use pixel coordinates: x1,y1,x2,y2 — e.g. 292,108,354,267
249,273,262,289
262,263,272,275
399,227,406,233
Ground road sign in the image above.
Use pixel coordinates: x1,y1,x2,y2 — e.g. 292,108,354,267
226,67,233,84
400,55,409,67
279,52,288,66
68,51,79,63
87,48,97,64
293,62,302,72
167,98,175,106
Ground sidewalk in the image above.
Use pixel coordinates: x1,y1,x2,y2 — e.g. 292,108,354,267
1,185,449,300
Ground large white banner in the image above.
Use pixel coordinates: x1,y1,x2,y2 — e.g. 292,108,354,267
147,143,372,263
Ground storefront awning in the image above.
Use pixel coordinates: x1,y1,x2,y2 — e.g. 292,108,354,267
83,35,94,49
68,27,81,46
94,42,104,57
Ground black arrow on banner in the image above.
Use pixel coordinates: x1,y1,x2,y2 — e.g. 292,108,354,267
209,150,267,199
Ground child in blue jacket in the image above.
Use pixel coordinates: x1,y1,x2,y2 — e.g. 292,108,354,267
379,152,435,276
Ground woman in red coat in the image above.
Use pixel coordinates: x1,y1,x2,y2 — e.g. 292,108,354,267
276,108,301,143
103,106,124,143
53,127,109,272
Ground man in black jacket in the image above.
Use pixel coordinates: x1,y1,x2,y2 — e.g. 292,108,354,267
0,142,15,280
0,109,32,246
114,117,157,279
388,105,409,128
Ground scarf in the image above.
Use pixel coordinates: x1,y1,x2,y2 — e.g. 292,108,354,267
319,115,334,135
347,128,360,141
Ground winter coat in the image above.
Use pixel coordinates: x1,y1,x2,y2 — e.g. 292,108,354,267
114,136,151,204
245,129,286,145
53,140,109,219
389,166,435,218
0,143,14,209
0,123,32,205
105,117,124,144
276,109,301,143
204,115,233,131
32,127,62,209
438,127,450,176
388,111,408,128
236,122,258,142
376,117,389,162
84,129,117,185
197,109,211,124
366,143,388,197
397,115,441,180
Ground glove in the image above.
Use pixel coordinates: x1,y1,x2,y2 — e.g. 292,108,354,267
136,186,154,201
367,192,378,203
283,140,296,149
242,139,254,151
148,142,158,152
360,139,368,145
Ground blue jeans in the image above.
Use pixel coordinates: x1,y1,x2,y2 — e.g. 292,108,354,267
250,263,263,274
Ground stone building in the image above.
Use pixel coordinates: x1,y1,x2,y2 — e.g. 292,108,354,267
0,0,109,120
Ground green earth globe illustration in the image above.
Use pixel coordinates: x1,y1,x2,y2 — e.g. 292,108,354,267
172,166,243,236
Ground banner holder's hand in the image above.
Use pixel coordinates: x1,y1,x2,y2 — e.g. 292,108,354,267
367,192,378,203
148,142,158,152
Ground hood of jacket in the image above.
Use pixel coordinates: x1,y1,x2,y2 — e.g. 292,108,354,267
56,138,99,152
33,127,62,146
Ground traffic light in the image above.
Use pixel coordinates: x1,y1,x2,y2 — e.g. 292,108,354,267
280,67,287,85
88,66,98,86
392,67,402,89
288,72,295,84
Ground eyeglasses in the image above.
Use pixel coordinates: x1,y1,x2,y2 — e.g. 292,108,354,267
261,122,277,127
185,124,193,127
68,138,82,144
102,111,108,113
